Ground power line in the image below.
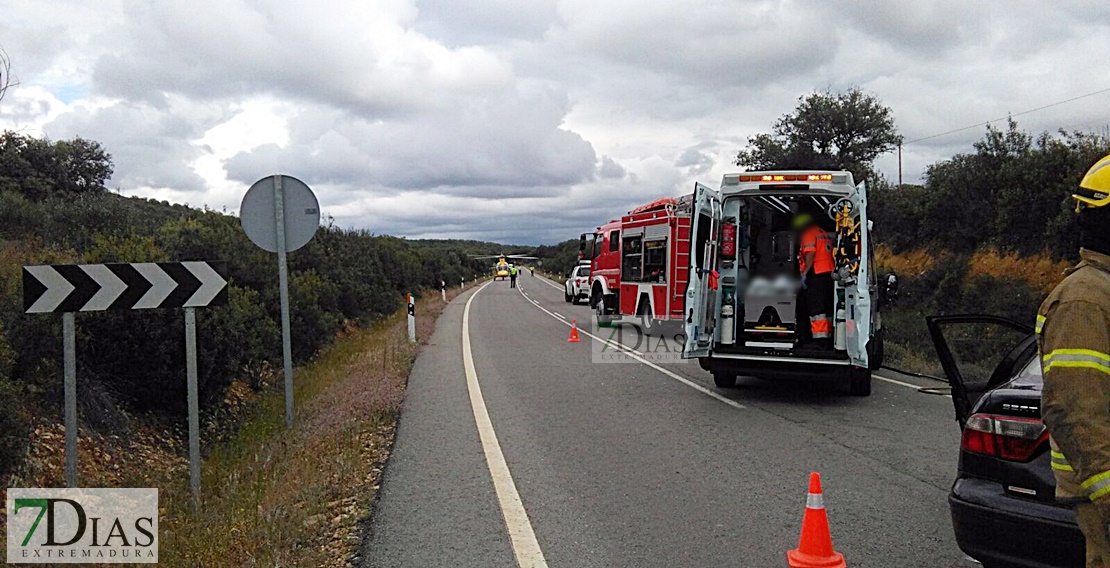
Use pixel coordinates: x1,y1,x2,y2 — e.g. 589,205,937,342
905,86,1110,144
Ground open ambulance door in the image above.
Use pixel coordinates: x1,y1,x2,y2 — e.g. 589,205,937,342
683,182,721,359
844,180,872,368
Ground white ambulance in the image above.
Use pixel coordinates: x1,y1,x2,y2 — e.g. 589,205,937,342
682,170,883,396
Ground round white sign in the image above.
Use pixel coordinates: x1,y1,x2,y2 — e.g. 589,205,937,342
240,175,320,253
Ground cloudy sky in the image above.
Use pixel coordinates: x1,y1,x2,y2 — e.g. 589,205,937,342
3,1,1110,244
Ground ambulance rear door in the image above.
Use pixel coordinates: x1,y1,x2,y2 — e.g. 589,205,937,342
844,180,872,368
683,182,722,358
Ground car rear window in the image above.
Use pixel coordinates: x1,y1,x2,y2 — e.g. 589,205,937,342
1012,356,1044,387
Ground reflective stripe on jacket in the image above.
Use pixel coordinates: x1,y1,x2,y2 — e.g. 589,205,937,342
799,226,835,275
1038,248,1110,504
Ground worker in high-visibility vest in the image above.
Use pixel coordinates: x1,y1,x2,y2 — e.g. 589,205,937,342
795,213,835,346
1040,153,1110,567
509,265,518,288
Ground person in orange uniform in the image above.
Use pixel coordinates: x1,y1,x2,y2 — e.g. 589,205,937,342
795,213,835,346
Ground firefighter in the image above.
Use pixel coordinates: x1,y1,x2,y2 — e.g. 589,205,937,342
795,213,835,346
1040,153,1110,567
509,265,518,288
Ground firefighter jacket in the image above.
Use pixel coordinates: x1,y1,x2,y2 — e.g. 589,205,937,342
1039,248,1110,505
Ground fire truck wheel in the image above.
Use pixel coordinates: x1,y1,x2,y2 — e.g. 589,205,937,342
848,366,872,397
637,302,656,335
595,294,614,326
712,371,737,388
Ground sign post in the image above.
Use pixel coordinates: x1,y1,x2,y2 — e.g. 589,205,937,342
241,174,320,428
407,293,416,343
23,261,228,498
184,307,200,506
273,176,295,429
63,312,76,488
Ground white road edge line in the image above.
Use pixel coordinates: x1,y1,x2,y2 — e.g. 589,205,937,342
875,374,952,397
463,282,549,568
516,285,745,410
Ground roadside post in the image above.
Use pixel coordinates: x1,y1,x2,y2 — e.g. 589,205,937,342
460,277,464,290
407,293,416,342
441,280,447,302
241,174,320,429
23,261,228,500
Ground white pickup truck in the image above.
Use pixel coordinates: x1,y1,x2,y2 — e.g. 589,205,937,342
564,264,590,305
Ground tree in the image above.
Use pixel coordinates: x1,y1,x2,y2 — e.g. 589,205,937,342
0,132,114,200
0,47,15,103
736,88,902,183
869,119,1110,258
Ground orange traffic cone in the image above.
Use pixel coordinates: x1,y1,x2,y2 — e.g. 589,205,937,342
567,319,581,343
787,472,846,568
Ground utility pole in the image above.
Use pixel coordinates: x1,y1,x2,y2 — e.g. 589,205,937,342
897,142,903,187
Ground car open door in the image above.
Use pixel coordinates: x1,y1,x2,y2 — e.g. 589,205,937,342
926,315,1037,425
683,182,721,358
844,180,872,368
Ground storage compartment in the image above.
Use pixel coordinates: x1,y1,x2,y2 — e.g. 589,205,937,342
719,193,843,350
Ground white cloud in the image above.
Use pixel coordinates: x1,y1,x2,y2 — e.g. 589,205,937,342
1,0,1109,243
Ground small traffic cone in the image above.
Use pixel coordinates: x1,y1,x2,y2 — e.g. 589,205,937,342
787,472,846,568
567,319,581,343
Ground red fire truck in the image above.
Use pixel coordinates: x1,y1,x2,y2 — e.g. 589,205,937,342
582,196,692,332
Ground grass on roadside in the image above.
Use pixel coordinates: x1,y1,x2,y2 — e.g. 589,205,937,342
155,290,456,567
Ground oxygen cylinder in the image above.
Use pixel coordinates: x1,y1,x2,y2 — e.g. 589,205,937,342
720,286,735,345
834,307,847,351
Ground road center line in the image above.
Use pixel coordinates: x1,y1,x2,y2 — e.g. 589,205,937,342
528,279,945,399
516,284,746,410
463,283,549,568
534,275,564,291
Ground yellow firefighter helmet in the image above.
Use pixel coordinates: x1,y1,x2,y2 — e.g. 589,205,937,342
1074,154,1110,210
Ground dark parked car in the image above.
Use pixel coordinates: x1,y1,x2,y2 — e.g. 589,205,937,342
928,315,1086,568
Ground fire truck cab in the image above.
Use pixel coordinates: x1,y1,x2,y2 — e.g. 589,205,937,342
584,197,692,332
682,171,881,396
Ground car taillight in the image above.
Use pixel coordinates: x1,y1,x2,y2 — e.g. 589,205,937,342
961,413,1048,462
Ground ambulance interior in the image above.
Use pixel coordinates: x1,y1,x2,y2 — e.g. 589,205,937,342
712,192,847,354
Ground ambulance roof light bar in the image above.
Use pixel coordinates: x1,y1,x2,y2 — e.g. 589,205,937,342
721,172,849,186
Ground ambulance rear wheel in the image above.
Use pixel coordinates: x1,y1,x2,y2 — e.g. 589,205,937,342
868,329,885,370
712,371,737,388
848,366,872,397
564,291,572,303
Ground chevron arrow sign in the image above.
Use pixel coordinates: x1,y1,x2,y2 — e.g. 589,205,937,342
23,261,228,313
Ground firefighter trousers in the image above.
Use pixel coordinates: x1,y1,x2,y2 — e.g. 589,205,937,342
1077,502,1110,568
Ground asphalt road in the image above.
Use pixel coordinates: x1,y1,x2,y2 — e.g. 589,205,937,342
361,274,980,568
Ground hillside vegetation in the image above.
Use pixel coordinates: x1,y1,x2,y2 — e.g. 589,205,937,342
870,122,1109,374
0,131,501,483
